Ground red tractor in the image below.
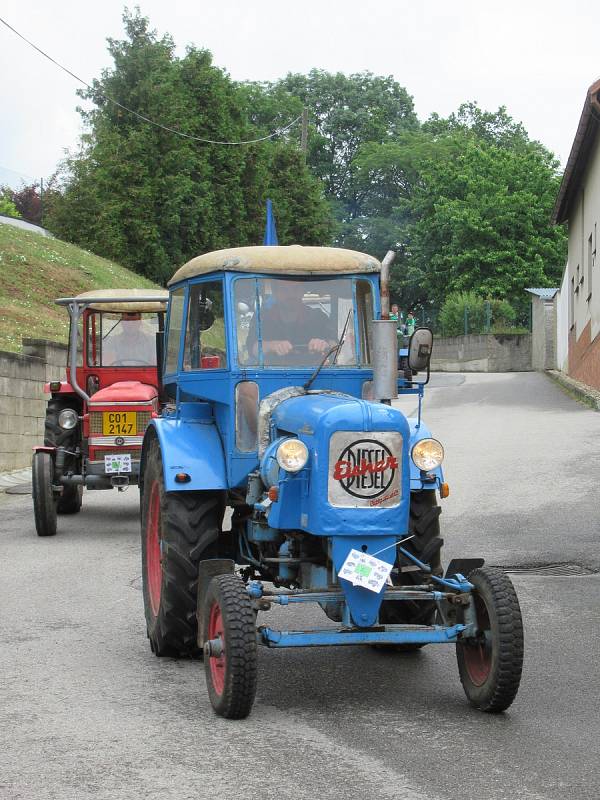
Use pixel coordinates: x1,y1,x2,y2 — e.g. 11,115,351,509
32,289,168,537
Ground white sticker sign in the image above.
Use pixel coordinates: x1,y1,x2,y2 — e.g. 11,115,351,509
338,549,393,594
104,453,132,474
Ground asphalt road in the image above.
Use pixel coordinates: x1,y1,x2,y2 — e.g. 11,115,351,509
1,372,599,800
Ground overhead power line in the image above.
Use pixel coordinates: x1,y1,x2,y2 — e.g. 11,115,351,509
0,16,302,146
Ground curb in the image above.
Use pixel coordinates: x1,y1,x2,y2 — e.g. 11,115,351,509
0,467,32,490
546,370,600,411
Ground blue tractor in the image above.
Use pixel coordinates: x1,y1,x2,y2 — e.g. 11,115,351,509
139,244,524,719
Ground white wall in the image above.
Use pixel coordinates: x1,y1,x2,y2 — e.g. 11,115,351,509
566,135,600,343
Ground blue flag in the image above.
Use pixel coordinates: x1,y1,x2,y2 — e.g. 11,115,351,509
263,198,279,246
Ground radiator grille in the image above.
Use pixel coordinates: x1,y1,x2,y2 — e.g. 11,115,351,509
89,410,153,436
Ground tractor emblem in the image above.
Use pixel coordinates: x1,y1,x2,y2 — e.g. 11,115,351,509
328,432,402,508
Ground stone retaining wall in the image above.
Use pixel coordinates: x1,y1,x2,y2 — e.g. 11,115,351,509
431,333,532,372
0,339,67,472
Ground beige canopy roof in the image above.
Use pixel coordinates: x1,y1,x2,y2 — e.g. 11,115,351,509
57,288,169,313
168,245,381,285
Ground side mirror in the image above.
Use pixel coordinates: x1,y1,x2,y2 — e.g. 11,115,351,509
408,327,433,372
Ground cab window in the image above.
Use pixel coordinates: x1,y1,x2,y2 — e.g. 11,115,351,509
183,281,226,370
165,288,185,374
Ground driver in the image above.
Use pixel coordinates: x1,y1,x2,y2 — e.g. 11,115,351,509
104,313,156,366
246,280,334,364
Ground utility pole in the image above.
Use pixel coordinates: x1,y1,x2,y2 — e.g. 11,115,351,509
300,106,308,160
39,177,44,228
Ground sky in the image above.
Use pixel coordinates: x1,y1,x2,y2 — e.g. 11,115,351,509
1,0,599,188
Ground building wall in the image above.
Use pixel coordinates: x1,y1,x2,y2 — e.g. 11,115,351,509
566,133,600,389
555,267,570,372
0,339,67,472
531,296,556,370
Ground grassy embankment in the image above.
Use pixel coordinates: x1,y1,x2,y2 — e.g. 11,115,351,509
0,225,160,353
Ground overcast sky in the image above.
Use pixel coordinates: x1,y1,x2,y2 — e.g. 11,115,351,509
1,0,598,188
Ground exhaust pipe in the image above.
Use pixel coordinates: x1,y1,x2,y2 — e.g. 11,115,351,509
372,250,398,403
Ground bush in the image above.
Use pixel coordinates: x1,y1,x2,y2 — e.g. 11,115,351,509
0,189,21,219
439,291,485,336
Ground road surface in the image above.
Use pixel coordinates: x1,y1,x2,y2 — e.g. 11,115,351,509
1,372,599,799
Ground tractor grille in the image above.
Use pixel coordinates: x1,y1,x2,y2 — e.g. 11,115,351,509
89,410,152,436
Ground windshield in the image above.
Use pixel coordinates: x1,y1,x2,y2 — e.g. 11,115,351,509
87,312,160,367
235,277,374,368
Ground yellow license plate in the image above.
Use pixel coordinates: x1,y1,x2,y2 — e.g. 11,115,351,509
102,411,136,436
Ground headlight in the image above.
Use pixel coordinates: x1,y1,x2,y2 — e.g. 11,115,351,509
58,408,79,430
276,439,309,473
411,438,444,471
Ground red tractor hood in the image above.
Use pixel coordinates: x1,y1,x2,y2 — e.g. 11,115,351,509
91,381,158,403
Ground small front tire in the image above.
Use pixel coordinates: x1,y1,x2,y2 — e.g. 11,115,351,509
203,574,257,719
457,567,524,712
32,451,57,537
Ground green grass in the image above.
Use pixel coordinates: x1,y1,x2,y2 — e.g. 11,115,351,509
0,225,161,353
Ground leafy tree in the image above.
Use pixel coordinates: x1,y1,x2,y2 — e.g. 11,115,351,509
250,70,418,237
350,108,566,310
46,10,332,284
0,187,21,218
10,184,42,224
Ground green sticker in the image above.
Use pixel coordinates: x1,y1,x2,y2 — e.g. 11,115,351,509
355,563,372,578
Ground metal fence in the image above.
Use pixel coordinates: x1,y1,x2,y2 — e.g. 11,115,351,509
394,303,532,337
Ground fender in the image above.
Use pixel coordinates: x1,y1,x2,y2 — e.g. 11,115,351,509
407,417,444,490
44,381,76,395
143,410,227,492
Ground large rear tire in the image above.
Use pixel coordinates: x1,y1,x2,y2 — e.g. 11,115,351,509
203,574,257,719
379,490,443,634
141,437,225,658
457,567,524,712
32,451,57,537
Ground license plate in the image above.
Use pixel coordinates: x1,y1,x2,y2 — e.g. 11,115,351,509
102,411,136,436
104,454,132,474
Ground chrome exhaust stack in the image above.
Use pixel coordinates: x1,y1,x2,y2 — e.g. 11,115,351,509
373,251,398,403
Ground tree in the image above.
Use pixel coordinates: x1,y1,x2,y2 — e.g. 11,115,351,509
46,10,333,284
249,70,418,237
348,107,566,310
0,187,21,218
10,184,42,225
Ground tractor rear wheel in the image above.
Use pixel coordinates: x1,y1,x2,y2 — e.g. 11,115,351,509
378,490,443,638
141,437,225,658
203,573,257,719
32,451,57,537
58,484,83,514
457,567,523,712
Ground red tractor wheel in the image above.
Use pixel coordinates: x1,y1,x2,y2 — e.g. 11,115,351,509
457,567,524,712
140,436,225,658
203,574,257,719
31,451,57,537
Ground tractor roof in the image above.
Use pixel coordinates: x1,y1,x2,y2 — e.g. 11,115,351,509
168,245,381,286
56,288,169,313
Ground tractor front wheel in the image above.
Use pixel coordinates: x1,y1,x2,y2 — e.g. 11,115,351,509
32,451,57,537
457,567,524,712
203,573,257,719
140,437,225,658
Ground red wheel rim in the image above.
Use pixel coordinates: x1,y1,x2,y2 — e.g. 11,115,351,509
463,593,492,686
146,480,162,616
208,602,225,696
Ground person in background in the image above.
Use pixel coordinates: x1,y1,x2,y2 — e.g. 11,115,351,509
405,311,416,336
390,303,399,322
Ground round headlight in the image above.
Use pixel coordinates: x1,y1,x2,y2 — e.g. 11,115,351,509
276,439,309,473
412,438,444,471
58,408,78,430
